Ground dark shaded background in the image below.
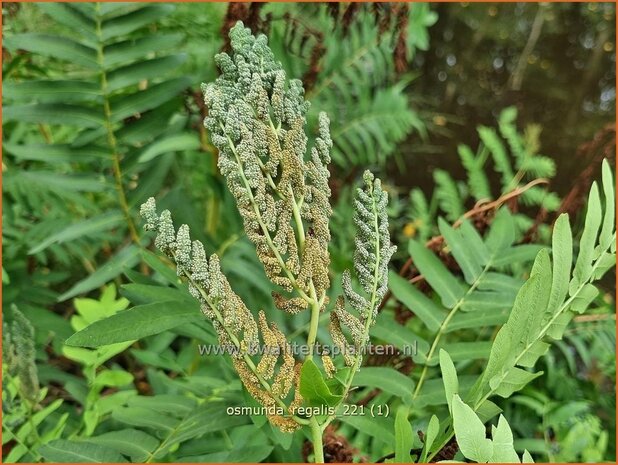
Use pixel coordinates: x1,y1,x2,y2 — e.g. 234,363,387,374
398,2,616,197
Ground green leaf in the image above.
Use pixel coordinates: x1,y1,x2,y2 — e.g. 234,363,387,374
29,212,124,255
437,341,492,363
439,217,482,283
353,367,414,404
452,394,493,463
3,103,105,127
58,245,141,301
460,220,491,266
394,406,413,463
137,132,200,163
109,77,190,121
371,313,430,361
94,369,133,388
388,271,446,332
447,310,508,332
490,367,543,398
299,359,342,407
339,414,395,446
572,182,602,287
571,283,599,314
107,54,187,92
485,207,516,252
112,407,175,432
439,349,458,413
4,80,101,103
424,415,440,456
408,239,465,308
128,394,196,414
4,142,109,163
86,429,159,463
101,4,175,41
433,169,464,222
522,450,535,463
492,245,544,267
65,300,202,347
490,415,520,463
38,440,127,463
120,283,195,306
103,34,184,68
599,159,615,250
38,3,97,43
4,33,98,68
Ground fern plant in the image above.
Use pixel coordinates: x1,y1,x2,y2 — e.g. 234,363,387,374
65,22,396,463
386,160,614,463
2,306,65,463
262,3,433,168
406,107,561,243
3,2,194,302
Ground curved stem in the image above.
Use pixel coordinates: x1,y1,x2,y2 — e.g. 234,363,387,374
413,266,490,398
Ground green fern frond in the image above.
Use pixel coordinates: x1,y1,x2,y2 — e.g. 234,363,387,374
387,206,544,403
330,85,418,166
433,169,464,222
475,159,615,403
458,144,491,202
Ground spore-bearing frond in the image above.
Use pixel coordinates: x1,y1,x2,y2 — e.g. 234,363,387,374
4,306,39,402
140,197,301,432
202,21,332,311
329,171,396,365
140,198,258,352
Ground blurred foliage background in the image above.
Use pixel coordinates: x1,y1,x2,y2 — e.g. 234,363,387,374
2,2,616,463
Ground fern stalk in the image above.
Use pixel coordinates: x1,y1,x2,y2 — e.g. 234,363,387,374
94,3,139,245
413,265,491,399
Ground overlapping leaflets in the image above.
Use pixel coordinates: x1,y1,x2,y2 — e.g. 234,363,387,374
475,160,615,404
4,2,194,300
451,395,534,464
389,206,540,404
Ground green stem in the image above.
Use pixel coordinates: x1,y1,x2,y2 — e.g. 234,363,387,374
310,416,325,464
306,289,321,358
413,266,490,399
94,3,140,246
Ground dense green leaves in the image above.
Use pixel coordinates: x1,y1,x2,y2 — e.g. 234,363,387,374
452,394,494,462
394,406,413,463
479,160,615,402
408,238,465,308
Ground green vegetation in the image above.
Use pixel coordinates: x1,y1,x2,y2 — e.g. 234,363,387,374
3,3,615,463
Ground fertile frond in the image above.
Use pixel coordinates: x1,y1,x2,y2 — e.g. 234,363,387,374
332,171,396,365
140,198,302,431
3,306,39,403
202,22,332,311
